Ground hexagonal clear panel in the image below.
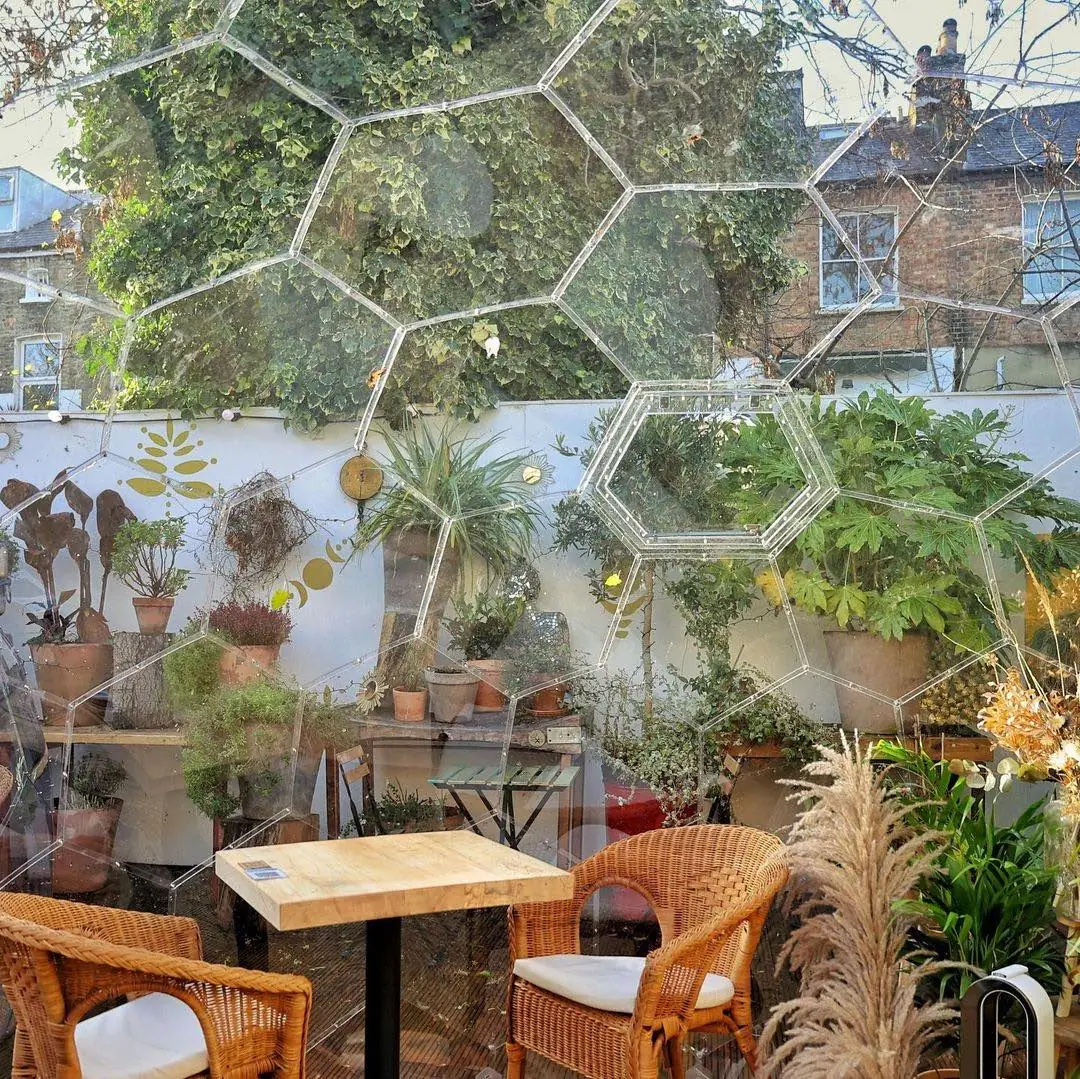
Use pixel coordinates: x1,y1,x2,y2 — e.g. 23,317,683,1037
303,94,623,325
229,0,609,116
117,261,398,433
579,382,835,559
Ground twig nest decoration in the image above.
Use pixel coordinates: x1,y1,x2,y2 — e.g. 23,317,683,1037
338,454,383,502
211,471,316,595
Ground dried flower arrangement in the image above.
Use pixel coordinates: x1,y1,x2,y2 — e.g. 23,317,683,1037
759,738,953,1078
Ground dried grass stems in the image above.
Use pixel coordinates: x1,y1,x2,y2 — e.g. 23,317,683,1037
759,737,954,1079
204,472,317,597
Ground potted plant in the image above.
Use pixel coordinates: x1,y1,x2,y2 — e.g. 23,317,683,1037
207,600,292,685
50,752,125,893
360,781,463,835
354,425,542,687
446,591,526,710
386,644,428,723
182,681,344,820
0,478,134,725
425,666,480,725
717,392,1080,732
501,609,575,716
112,518,190,634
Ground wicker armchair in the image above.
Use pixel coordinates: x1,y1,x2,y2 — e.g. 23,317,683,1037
506,824,788,1079
0,893,312,1079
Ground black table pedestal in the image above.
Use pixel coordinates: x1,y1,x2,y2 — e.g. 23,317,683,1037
365,916,402,1078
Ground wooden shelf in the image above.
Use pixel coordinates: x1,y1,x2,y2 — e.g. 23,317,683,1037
350,708,582,753
0,723,188,746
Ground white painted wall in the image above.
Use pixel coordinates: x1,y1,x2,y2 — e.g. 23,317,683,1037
1,389,1075,865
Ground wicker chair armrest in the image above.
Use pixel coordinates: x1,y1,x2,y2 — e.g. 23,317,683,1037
630,887,777,1035
509,848,662,961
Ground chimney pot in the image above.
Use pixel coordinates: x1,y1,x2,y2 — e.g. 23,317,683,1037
938,18,959,55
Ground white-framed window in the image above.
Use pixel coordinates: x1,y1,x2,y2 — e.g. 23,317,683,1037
820,210,899,310
1022,194,1080,304
15,336,62,411
21,267,50,303
0,172,14,233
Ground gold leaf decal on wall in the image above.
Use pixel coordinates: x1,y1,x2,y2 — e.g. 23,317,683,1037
288,540,346,608
123,417,218,505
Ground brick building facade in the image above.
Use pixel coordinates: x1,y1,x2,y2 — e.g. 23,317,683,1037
0,167,108,412
761,20,1080,394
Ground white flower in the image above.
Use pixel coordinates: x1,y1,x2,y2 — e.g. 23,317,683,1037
483,336,500,358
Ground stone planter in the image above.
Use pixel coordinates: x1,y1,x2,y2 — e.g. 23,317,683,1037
132,596,175,635
50,798,123,893
425,668,479,725
392,687,428,723
823,629,930,733
218,644,281,686
469,657,509,712
31,641,113,727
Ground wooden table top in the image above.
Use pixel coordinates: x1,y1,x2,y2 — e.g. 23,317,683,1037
215,829,573,931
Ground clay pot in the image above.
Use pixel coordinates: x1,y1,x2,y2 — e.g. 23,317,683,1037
392,687,428,723
731,759,803,836
470,658,509,712
425,668,479,725
31,642,113,727
50,798,122,893
528,682,568,717
823,629,930,733
218,644,281,686
132,596,175,635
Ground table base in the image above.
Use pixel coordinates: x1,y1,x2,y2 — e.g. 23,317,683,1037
365,916,402,1078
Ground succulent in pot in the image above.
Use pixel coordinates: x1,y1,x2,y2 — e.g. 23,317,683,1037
0,477,134,725
112,518,190,634
207,600,292,686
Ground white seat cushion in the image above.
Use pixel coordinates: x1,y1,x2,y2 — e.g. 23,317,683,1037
75,992,209,1079
513,954,735,1014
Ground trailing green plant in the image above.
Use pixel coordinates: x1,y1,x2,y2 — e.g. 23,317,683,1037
64,0,812,427
446,591,526,660
355,425,542,575
875,740,1063,999
181,680,344,818
66,752,126,810
113,518,190,598
163,631,223,712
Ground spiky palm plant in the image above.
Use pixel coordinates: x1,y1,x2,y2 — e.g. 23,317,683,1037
759,737,954,1079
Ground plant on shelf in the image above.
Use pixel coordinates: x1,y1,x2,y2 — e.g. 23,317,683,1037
447,590,526,710
383,642,429,723
113,518,190,635
207,600,292,686
182,680,345,820
0,476,135,725
874,740,1063,1001
354,424,543,686
52,752,127,894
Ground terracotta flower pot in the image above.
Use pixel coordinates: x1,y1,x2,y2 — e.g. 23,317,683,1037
31,641,113,727
132,596,175,635
50,798,122,893
823,629,929,733
392,687,428,723
470,657,509,712
425,668,479,725
218,644,281,686
528,681,568,717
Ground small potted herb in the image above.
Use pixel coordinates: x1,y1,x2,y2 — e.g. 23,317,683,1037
207,601,292,686
447,591,526,711
51,752,126,893
505,610,573,716
113,518,190,634
387,643,429,723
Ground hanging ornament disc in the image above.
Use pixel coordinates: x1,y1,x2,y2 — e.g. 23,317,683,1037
339,455,384,502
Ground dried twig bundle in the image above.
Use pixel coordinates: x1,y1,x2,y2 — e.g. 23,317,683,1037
759,737,953,1079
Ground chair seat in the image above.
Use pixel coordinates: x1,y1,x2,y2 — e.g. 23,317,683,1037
513,954,735,1015
74,992,209,1079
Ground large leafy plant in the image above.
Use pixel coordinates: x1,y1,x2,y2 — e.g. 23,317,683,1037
719,392,1080,646
876,741,1063,999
